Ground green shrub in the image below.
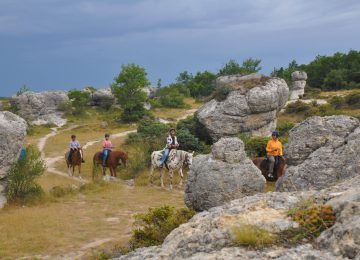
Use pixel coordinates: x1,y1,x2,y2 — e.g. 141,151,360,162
137,120,169,138
7,146,46,204
49,185,77,198
329,96,346,109
127,205,195,251
345,92,360,108
176,116,213,145
276,121,295,138
238,134,270,158
121,105,147,123
232,224,277,248
303,87,322,99
153,86,190,108
177,128,200,152
285,101,312,114
68,89,90,116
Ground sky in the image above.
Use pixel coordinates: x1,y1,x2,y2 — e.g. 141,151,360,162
0,0,360,97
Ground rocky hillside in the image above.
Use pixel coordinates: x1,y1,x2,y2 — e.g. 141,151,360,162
117,115,360,260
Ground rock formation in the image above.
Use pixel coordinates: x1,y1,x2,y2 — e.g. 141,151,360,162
10,91,69,126
196,73,289,141
0,111,27,208
289,71,307,100
184,137,266,211
276,115,360,192
89,88,115,108
116,174,360,259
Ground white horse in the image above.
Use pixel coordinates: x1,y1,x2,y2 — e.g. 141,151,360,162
150,149,194,189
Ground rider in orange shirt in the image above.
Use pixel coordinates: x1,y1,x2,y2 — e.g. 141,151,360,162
266,131,283,178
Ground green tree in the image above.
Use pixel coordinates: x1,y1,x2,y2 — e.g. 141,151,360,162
176,71,194,85
68,89,90,115
218,58,262,76
111,64,150,122
16,84,30,96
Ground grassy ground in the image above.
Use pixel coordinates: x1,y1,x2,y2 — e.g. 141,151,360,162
0,183,184,259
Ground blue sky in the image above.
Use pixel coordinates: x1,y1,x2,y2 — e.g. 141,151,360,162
0,0,359,97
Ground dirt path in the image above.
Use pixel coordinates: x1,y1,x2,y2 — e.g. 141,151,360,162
37,109,197,184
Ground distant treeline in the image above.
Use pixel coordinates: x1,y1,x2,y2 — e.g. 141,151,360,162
272,50,360,90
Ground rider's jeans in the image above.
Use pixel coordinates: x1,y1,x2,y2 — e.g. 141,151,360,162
160,148,170,165
103,149,110,166
268,155,275,174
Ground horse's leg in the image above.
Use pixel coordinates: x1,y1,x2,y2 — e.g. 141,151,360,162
149,165,154,185
78,163,81,177
160,168,164,188
110,167,113,177
169,169,173,190
113,167,117,178
178,168,184,187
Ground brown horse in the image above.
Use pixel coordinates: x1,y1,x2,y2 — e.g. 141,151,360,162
65,149,83,176
93,150,128,178
252,156,286,182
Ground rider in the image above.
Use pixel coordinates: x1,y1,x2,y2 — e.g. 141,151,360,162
266,131,283,178
68,134,85,163
102,133,113,167
160,128,179,167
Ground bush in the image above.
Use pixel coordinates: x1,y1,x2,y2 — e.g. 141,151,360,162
137,120,169,138
153,86,190,108
276,121,295,138
121,105,147,123
280,200,336,244
232,224,277,248
238,135,270,158
329,95,346,109
177,128,200,152
176,116,213,145
7,146,46,204
49,185,77,198
127,205,195,251
285,101,312,114
68,89,90,116
345,92,360,108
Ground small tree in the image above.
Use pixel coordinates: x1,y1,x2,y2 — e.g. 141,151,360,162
7,146,46,203
16,84,30,96
218,58,262,76
111,64,150,122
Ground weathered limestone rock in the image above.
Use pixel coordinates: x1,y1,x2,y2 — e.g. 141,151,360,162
89,88,115,108
184,137,266,211
196,74,289,141
276,115,360,192
0,111,27,208
10,91,68,126
289,71,307,100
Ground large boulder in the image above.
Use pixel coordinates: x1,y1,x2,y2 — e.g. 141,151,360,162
116,175,360,260
0,111,27,208
289,71,307,100
10,91,68,126
89,88,115,108
184,137,266,211
276,115,360,192
196,74,289,141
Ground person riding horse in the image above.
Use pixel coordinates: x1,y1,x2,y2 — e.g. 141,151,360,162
68,134,84,163
266,131,283,178
102,133,114,167
159,128,179,168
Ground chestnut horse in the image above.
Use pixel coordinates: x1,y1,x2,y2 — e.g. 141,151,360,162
65,149,83,176
252,156,286,182
93,150,128,178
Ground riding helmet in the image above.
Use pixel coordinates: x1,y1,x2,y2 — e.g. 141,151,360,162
271,131,279,137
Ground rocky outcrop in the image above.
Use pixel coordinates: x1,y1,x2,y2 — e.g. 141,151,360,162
10,91,68,126
196,73,289,141
184,137,266,211
143,86,158,99
289,71,307,100
89,88,115,108
0,111,27,208
116,175,360,260
276,115,360,192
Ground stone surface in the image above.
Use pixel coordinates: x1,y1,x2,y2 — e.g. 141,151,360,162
10,91,68,126
90,88,115,108
184,137,266,211
196,73,289,141
116,175,360,260
0,111,27,208
276,115,360,192
289,71,307,100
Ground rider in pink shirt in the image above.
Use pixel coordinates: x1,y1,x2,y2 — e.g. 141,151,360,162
102,133,113,167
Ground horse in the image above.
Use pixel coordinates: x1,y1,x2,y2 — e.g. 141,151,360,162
65,149,83,177
252,156,286,182
93,150,128,178
150,149,194,190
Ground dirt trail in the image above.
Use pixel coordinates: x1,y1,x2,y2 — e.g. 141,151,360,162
37,109,197,183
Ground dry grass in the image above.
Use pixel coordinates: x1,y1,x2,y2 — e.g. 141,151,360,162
0,182,184,259
318,89,360,99
232,224,277,248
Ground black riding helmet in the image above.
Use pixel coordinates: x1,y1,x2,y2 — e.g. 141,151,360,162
272,131,279,137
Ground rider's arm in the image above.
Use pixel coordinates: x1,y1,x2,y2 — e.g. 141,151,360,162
266,140,272,154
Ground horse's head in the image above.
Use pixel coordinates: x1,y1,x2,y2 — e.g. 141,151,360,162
185,151,194,166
